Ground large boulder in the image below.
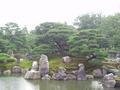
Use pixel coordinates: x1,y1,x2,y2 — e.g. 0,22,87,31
12,66,22,74
115,80,120,87
53,67,67,80
77,64,86,80
3,70,11,75
39,54,49,76
63,56,71,63
24,61,40,80
32,61,38,71
21,69,28,74
24,70,40,80
102,73,116,88
92,69,103,78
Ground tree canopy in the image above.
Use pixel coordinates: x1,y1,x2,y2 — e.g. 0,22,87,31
0,13,120,60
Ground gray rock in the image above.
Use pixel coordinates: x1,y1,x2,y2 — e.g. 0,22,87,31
109,69,120,75
92,69,103,78
102,69,107,76
102,73,116,88
24,70,40,80
65,74,76,80
103,66,120,76
3,70,11,75
32,61,38,71
21,69,28,74
77,64,86,80
12,66,22,73
54,67,67,80
63,56,71,63
115,80,120,87
86,74,94,79
39,54,49,76
71,70,78,75
41,74,51,80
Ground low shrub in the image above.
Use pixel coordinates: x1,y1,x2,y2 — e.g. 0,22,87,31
19,60,32,69
0,53,16,63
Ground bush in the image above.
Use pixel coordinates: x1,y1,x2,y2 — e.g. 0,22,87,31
49,57,79,72
19,60,32,69
0,53,16,63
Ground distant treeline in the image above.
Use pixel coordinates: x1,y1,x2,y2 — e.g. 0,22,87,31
0,13,120,60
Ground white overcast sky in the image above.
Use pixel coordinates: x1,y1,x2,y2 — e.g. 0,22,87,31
0,0,120,30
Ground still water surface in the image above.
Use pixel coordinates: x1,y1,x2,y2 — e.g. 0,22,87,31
0,76,119,90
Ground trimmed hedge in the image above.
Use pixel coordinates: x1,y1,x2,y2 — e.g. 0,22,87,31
0,53,16,63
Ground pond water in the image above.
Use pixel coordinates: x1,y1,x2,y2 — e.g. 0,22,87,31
0,76,119,90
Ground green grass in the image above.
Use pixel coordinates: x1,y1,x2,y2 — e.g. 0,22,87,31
49,57,103,74
49,57,81,72
19,60,32,69
0,60,32,70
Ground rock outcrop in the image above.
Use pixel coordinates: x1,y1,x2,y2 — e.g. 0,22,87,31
3,70,11,75
24,70,40,80
39,54,49,76
12,66,22,74
25,54,50,80
32,61,38,71
102,73,116,88
24,61,40,79
65,74,76,80
53,67,67,80
86,74,94,79
41,74,51,80
77,64,86,80
63,56,71,63
92,69,103,78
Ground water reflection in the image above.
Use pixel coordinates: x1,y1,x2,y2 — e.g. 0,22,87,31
0,77,37,90
0,77,119,90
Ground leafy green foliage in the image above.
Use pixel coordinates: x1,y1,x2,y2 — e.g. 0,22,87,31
49,57,80,72
0,13,120,65
32,22,75,57
74,14,102,29
19,60,32,69
0,53,16,63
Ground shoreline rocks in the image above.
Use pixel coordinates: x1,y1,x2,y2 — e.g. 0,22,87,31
24,70,40,80
86,75,94,79
92,69,103,78
12,66,22,74
24,61,40,80
39,54,49,77
102,73,116,88
41,74,51,80
3,70,11,75
77,64,86,80
53,67,67,80
32,61,38,71
24,54,50,80
65,74,76,80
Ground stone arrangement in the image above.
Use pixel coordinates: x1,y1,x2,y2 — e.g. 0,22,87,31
102,73,116,88
25,54,49,79
1,54,120,88
12,66,22,73
24,55,89,81
77,64,86,80
24,61,40,79
39,54,49,77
